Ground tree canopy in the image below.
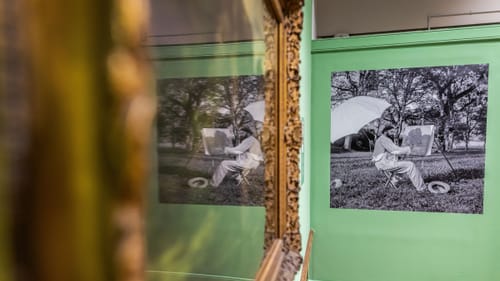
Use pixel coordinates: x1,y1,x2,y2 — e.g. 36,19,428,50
157,75,264,151
331,64,489,151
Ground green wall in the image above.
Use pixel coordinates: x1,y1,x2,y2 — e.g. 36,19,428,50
310,25,500,281
147,41,265,281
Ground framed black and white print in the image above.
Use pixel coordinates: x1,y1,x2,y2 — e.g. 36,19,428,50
157,75,266,206
330,64,488,214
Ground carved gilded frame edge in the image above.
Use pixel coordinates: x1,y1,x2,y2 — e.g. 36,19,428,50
262,0,304,277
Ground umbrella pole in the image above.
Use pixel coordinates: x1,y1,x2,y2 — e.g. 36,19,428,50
360,130,373,152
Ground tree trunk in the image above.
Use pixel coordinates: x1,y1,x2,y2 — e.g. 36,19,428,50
449,132,455,151
438,105,454,152
190,111,201,152
343,135,352,150
438,118,447,152
395,120,404,146
465,132,470,151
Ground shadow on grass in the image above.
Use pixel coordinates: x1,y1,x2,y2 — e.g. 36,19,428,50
425,168,484,183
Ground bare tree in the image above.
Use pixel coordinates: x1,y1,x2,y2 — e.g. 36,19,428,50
331,70,377,106
377,68,427,142
422,64,488,151
453,90,488,150
211,76,264,144
158,78,217,151
157,75,264,148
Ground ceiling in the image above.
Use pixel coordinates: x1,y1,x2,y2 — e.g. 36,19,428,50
147,0,500,45
147,0,265,45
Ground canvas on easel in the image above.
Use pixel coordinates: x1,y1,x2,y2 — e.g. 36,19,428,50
401,125,435,156
201,128,234,156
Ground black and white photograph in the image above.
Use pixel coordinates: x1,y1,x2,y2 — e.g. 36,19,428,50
157,75,265,206
330,64,488,213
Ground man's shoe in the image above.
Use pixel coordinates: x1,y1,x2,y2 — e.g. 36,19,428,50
235,174,243,185
416,183,427,192
390,176,400,186
209,179,217,188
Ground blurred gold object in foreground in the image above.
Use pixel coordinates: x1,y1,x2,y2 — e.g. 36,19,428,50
1,0,154,280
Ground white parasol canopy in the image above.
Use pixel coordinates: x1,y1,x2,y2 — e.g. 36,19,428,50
244,100,265,122
331,96,391,143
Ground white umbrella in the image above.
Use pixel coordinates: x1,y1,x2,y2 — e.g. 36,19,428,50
244,100,265,122
331,96,391,143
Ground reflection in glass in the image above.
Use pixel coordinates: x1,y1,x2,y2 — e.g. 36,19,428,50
146,1,269,280
157,75,265,206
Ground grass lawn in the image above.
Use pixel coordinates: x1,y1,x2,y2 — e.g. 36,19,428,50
330,149,485,214
157,150,264,206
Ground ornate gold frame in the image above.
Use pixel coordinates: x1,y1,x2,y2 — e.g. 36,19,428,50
262,0,304,277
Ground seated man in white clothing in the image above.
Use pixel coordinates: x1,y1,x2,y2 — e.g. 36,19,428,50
372,125,427,191
210,126,263,187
